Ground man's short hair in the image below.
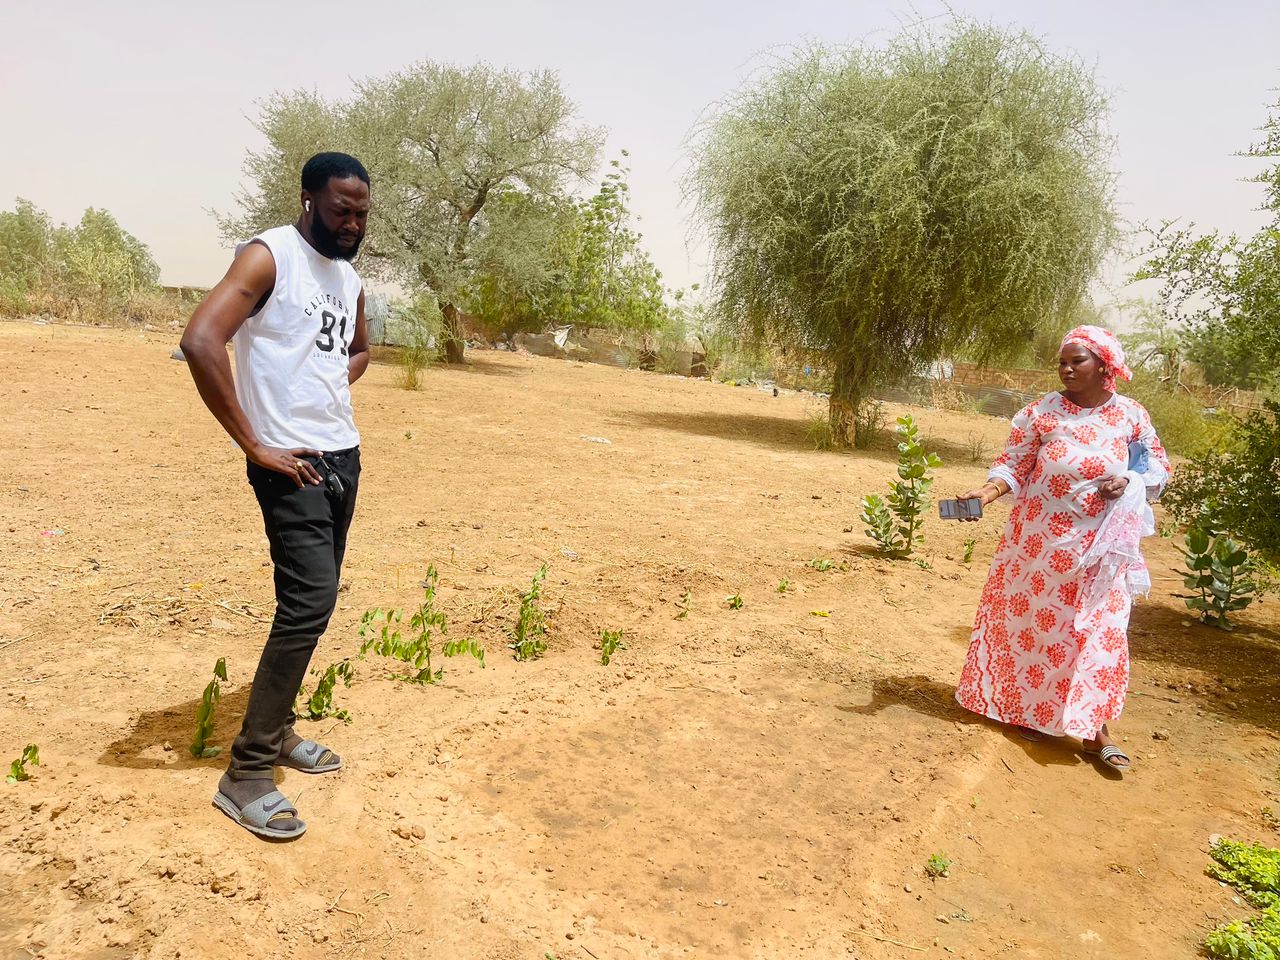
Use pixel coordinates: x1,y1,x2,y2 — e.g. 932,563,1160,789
301,152,371,193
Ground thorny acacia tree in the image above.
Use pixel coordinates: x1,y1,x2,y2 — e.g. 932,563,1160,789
222,62,602,362
689,22,1117,445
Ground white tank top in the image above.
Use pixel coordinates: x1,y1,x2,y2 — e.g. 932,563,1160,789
231,225,363,451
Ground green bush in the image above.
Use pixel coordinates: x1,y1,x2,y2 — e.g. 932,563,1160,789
1165,401,1280,562
0,199,183,325
1204,839,1280,960
1119,371,1235,458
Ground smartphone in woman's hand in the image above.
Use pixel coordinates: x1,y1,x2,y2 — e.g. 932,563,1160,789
939,498,983,521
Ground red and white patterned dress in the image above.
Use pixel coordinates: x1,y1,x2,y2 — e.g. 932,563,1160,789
955,392,1170,738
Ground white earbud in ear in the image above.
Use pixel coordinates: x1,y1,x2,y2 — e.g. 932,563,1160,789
305,200,311,212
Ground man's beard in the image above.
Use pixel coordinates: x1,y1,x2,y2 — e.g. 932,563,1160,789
310,212,363,261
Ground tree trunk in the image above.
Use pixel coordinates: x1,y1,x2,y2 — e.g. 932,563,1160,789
829,354,870,448
441,302,466,364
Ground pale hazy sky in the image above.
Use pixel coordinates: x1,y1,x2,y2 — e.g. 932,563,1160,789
2,0,1277,300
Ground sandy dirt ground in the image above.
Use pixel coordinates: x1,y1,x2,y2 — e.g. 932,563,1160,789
1,319,1278,960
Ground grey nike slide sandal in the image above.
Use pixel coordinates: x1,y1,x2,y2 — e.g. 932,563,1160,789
277,739,342,774
212,790,307,839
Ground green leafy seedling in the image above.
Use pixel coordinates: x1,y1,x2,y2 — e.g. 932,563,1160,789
359,566,484,683
860,414,943,559
190,657,228,759
925,852,952,879
962,538,976,565
599,629,625,666
675,590,692,621
509,564,549,661
725,593,744,610
297,659,356,723
808,558,835,572
777,578,791,593
7,744,40,785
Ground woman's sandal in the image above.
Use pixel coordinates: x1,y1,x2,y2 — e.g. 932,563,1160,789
276,739,342,774
1082,743,1131,772
212,789,307,839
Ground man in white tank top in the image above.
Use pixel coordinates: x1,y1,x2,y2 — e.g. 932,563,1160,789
180,152,371,840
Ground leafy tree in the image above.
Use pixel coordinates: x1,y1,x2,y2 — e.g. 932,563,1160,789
463,190,573,343
466,155,674,347
688,22,1117,445
222,62,602,362
1134,95,1280,389
551,155,670,340
58,207,160,302
0,200,160,318
0,199,55,309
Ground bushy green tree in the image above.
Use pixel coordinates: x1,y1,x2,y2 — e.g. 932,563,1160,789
221,62,602,363
1135,95,1280,389
0,200,161,319
465,155,674,345
689,22,1117,445
0,199,55,310
550,155,670,338
1164,401,1280,563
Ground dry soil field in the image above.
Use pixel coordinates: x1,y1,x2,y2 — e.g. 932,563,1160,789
1,319,1279,960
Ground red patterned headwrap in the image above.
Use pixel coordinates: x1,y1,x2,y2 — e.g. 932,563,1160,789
1061,325,1133,392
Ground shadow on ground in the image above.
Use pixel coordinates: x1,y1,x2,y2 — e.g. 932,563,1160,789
839,673,979,725
1130,602,1280,732
625,409,985,465
99,686,250,770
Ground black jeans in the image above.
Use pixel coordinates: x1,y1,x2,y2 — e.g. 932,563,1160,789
228,446,361,780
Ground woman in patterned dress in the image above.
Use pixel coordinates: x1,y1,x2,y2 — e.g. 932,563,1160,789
954,326,1170,772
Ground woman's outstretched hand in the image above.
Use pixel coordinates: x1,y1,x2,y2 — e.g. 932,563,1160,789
959,485,1002,507
954,485,1001,521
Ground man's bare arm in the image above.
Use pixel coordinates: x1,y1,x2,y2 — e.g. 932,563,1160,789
179,242,322,487
349,288,370,384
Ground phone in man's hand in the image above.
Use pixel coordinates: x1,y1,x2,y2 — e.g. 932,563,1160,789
938,498,983,521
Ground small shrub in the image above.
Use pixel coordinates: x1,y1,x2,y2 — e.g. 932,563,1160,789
1177,528,1258,630
190,657,228,759
860,415,943,558
925,852,952,879
6,744,39,784
853,399,886,450
805,409,837,451
509,564,550,661
390,294,441,390
360,567,485,682
929,380,980,415
297,659,355,723
598,629,625,666
966,432,989,464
